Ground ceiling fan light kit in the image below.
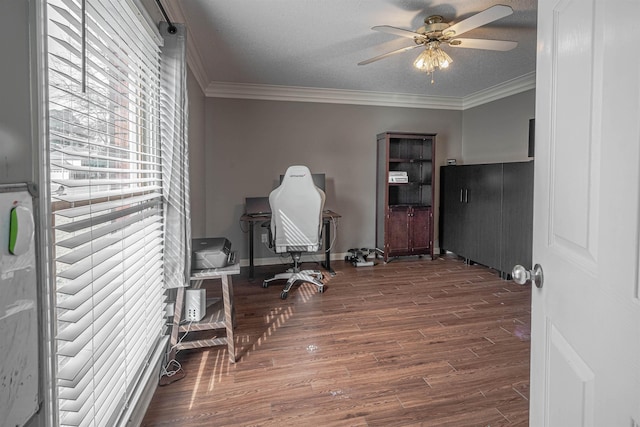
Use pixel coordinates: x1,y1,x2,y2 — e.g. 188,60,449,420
358,4,518,84
413,41,453,83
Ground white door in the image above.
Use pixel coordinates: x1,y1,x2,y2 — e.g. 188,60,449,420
530,0,640,425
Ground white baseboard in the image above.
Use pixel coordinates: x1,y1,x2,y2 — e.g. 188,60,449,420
240,251,350,268
241,248,441,268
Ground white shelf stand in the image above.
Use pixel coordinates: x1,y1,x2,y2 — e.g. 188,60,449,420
169,263,240,363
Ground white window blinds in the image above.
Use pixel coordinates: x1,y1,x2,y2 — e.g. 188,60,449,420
46,1,166,425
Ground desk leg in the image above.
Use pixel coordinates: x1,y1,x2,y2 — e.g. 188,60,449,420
168,286,185,362
221,274,236,363
248,221,255,280
322,220,336,276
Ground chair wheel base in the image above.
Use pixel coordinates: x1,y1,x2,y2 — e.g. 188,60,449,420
263,270,324,299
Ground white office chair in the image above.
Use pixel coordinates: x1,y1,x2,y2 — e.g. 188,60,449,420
262,165,326,299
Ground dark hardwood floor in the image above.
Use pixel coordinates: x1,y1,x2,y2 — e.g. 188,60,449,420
143,254,531,426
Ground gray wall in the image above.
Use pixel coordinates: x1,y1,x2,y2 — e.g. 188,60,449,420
461,89,535,164
189,89,536,265
1,0,36,184
187,69,207,238
196,98,463,263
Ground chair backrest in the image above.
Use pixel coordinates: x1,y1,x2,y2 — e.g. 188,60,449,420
269,165,325,253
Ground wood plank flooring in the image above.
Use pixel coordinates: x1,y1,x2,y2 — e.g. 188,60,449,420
143,255,531,426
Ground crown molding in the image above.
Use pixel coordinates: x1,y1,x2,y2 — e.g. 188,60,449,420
204,73,536,110
159,2,535,109
206,82,463,110
462,72,536,109
161,1,209,93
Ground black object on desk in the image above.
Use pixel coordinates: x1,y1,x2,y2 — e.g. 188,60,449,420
240,210,341,279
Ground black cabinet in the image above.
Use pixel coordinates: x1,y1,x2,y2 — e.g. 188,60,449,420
501,161,534,275
440,166,463,255
376,132,436,262
464,164,503,268
439,161,533,276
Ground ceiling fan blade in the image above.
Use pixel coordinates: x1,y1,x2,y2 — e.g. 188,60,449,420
358,44,422,66
445,5,513,38
372,25,425,40
449,39,518,51
448,38,517,51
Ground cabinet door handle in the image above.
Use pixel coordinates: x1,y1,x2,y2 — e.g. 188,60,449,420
460,189,463,202
464,189,468,203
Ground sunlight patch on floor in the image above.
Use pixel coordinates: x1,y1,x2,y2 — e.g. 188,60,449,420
190,350,209,409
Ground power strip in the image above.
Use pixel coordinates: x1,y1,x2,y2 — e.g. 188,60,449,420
354,260,374,267
346,248,377,267
185,289,206,321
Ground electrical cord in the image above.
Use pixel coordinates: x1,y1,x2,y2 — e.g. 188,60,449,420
169,320,193,352
324,216,339,253
239,217,249,233
160,359,182,378
161,320,193,379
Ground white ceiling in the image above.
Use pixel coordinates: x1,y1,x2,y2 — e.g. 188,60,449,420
154,0,538,107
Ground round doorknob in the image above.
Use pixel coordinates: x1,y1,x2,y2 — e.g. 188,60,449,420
512,264,544,288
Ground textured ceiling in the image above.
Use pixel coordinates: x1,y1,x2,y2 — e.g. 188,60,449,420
155,0,538,102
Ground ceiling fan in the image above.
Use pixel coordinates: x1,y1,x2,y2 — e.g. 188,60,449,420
358,4,517,81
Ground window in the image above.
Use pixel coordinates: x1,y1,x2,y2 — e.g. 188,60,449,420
46,1,167,425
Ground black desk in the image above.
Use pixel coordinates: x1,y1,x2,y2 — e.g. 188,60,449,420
240,210,341,279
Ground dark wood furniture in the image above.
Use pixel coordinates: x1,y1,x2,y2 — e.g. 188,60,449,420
376,132,436,262
439,161,534,277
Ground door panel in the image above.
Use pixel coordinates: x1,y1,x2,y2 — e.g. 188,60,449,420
549,0,599,269
440,166,463,254
410,206,431,254
387,206,409,255
459,166,479,261
501,162,534,274
532,0,640,425
467,164,502,268
547,324,594,427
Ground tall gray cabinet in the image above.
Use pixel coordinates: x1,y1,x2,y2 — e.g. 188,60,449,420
439,161,533,277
